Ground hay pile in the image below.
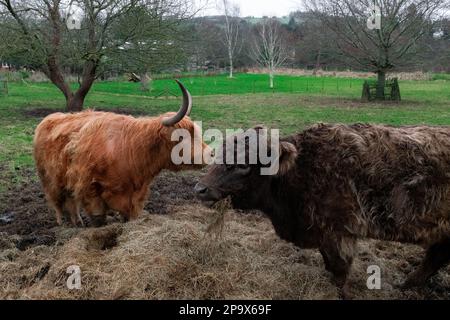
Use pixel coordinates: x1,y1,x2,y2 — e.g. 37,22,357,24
0,204,448,300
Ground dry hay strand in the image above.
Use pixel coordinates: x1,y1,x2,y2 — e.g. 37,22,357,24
204,197,232,240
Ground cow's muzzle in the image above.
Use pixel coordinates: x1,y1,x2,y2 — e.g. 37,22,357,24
194,183,223,204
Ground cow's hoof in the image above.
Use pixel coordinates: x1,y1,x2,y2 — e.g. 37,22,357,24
90,215,107,228
70,216,85,228
339,286,353,300
402,273,426,290
56,217,63,226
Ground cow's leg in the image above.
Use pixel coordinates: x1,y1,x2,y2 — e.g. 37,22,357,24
403,236,450,288
129,185,150,220
50,202,64,226
320,235,357,299
65,198,84,227
320,248,332,272
45,191,65,226
120,198,146,222
116,185,150,221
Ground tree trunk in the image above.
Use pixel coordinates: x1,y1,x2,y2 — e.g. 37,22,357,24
44,58,96,112
315,48,322,72
140,72,152,92
269,72,274,89
229,50,234,78
66,94,84,112
66,61,97,112
376,70,386,100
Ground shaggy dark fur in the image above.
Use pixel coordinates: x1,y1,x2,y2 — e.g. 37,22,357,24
196,123,450,297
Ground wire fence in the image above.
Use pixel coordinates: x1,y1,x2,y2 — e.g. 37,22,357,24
142,77,365,99
0,74,365,99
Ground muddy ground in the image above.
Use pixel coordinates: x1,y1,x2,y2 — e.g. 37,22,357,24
0,169,449,300
22,107,149,119
0,168,200,250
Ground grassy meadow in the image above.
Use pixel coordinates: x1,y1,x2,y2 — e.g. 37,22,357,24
0,73,449,178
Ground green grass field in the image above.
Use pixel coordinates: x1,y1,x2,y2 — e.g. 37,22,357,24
14,73,450,99
0,73,449,185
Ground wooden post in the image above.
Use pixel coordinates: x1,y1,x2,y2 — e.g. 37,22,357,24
0,80,7,96
361,81,370,102
391,78,401,102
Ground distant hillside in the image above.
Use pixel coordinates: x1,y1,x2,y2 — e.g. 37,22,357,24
195,12,311,26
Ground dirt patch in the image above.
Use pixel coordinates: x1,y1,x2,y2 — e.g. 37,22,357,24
145,171,202,214
0,167,57,250
22,108,63,118
22,107,149,119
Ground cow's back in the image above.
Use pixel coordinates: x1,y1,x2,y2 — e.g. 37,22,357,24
33,111,106,194
296,124,450,245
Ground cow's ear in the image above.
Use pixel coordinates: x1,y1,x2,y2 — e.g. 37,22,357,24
278,142,298,175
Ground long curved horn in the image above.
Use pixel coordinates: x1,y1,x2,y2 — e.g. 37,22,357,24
162,80,193,127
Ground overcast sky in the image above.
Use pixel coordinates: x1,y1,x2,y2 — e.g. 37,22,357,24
199,0,301,17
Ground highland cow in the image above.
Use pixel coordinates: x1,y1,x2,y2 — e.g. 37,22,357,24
195,124,450,297
34,81,210,226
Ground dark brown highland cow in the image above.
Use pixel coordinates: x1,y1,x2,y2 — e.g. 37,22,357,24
195,124,450,298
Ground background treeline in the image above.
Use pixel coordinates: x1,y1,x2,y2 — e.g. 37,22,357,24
0,0,448,110
187,12,450,73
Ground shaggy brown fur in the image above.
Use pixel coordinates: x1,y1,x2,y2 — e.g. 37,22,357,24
34,110,209,226
196,123,450,297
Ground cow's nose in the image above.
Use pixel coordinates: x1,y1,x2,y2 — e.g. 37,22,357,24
194,183,208,195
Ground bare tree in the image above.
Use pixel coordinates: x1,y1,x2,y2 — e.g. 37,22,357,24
304,0,448,100
219,0,241,78
251,18,290,89
111,3,194,91
0,0,195,111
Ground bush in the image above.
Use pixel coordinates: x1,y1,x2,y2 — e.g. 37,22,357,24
19,70,30,80
432,73,450,81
